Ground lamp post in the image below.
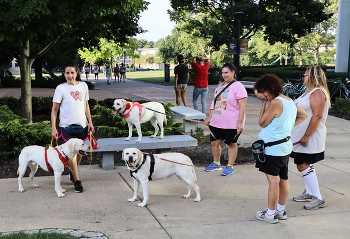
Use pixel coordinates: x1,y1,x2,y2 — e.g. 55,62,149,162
234,12,244,81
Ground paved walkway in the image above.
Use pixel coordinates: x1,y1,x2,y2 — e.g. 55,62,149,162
0,75,350,238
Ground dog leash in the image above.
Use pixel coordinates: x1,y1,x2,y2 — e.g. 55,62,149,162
156,157,256,168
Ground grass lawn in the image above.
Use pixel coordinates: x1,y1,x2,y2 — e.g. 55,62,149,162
126,70,175,85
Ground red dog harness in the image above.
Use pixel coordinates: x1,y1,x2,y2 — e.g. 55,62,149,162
123,102,143,121
44,146,70,173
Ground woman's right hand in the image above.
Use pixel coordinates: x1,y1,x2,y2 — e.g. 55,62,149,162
52,128,58,139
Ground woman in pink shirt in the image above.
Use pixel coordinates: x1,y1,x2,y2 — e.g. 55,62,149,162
203,62,248,176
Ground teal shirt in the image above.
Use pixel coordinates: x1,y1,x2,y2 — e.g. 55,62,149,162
258,96,296,156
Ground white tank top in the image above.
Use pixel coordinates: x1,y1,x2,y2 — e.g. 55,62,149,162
292,88,328,154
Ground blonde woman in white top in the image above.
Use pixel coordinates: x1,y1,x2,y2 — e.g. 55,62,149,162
291,66,330,210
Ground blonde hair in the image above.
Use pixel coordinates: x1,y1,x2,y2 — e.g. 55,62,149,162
306,66,331,106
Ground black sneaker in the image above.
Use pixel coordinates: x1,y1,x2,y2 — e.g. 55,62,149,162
69,171,74,183
74,180,84,193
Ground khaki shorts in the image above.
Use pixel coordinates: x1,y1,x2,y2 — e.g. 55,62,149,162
177,84,188,91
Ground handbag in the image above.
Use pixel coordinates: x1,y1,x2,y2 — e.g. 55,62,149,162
64,124,84,135
252,136,291,163
90,132,99,150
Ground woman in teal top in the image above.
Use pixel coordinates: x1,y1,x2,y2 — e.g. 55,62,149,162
254,74,307,224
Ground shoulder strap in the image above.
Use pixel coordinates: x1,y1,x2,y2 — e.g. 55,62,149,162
213,81,235,105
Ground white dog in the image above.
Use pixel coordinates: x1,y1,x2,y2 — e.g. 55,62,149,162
112,99,167,143
122,148,201,207
17,138,90,197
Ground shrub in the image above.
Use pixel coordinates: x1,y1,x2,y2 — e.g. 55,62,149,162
332,98,350,115
190,127,206,144
0,106,51,158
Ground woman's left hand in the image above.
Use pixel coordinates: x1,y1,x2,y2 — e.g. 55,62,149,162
88,124,95,133
299,135,310,146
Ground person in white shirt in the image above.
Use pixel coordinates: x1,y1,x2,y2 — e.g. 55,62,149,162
51,62,95,193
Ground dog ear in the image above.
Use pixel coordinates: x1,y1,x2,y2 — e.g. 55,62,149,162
68,139,76,152
137,149,143,161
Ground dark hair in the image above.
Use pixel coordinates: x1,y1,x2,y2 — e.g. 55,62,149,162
254,74,283,98
59,62,82,83
196,57,202,62
222,62,237,72
177,54,184,63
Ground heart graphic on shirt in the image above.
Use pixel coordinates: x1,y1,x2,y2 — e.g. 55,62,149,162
70,91,83,101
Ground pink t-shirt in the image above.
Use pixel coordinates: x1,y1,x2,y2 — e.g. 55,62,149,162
209,81,247,129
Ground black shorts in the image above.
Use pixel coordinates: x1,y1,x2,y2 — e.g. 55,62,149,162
58,126,89,142
255,154,290,180
291,151,325,165
208,125,240,145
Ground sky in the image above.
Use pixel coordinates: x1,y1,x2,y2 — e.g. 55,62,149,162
135,0,176,42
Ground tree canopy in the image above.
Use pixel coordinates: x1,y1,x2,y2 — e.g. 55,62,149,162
0,0,148,123
169,0,332,50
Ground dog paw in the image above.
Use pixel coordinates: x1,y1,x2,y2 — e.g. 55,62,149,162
150,135,156,138
125,137,131,141
60,188,67,193
19,188,24,193
57,193,66,198
159,135,164,139
183,194,190,199
194,197,201,202
33,184,39,188
138,202,146,207
136,139,142,143
128,197,137,202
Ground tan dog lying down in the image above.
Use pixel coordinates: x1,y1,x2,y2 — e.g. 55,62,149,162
123,148,201,207
112,99,167,143
17,138,90,197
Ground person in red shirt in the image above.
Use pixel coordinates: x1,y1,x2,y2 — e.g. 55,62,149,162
189,56,210,114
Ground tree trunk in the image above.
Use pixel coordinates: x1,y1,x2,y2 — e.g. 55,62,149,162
315,47,320,65
298,49,303,66
19,39,35,124
34,57,43,80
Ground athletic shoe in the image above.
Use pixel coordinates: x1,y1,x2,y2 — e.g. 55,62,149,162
221,166,234,176
293,190,316,202
74,180,84,193
204,162,222,172
275,210,288,220
304,198,326,210
69,171,74,183
256,209,279,224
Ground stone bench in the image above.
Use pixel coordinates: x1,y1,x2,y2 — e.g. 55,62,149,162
170,106,206,133
87,135,198,170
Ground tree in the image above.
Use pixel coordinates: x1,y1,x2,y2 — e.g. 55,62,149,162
0,0,148,123
169,0,331,49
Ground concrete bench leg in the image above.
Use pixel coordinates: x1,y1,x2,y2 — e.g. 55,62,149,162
156,148,171,154
101,152,115,170
183,120,199,133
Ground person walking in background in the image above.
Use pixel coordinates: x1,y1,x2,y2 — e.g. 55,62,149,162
84,64,90,80
93,65,99,80
291,66,330,210
203,62,247,176
174,54,189,106
189,55,210,114
114,64,120,82
51,62,95,193
254,74,307,224
106,65,112,85
120,63,126,82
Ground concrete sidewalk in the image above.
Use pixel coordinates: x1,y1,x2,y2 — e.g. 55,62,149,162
0,76,350,238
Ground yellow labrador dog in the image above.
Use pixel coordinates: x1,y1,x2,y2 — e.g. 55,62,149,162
17,138,90,197
112,99,167,143
123,148,201,207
